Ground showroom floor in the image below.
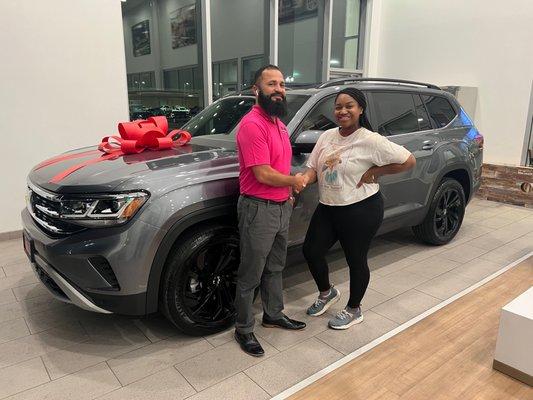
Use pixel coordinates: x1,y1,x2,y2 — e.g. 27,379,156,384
0,198,531,400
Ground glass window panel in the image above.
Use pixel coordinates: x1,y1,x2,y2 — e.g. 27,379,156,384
413,95,432,131
280,94,312,126
422,95,457,128
372,92,419,136
242,56,265,89
331,0,362,70
278,0,324,86
212,60,238,100
139,71,155,90
122,0,204,124
298,96,337,133
192,66,202,91
345,0,360,36
181,97,256,136
163,69,178,90
179,68,194,93
343,38,358,71
211,0,267,94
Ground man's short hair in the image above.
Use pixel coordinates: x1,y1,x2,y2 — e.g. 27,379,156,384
252,64,282,87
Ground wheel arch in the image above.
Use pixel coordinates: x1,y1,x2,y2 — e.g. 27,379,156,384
427,163,473,206
146,197,238,314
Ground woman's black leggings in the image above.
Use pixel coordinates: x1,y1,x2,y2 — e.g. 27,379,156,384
303,192,384,308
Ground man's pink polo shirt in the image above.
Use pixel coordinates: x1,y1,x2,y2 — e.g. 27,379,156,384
236,105,292,202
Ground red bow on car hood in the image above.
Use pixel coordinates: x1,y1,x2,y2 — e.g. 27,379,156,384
35,116,192,183
98,116,191,154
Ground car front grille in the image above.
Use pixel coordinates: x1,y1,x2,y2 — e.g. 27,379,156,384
27,185,85,236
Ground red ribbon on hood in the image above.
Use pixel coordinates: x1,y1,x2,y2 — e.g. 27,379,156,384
98,116,191,154
36,116,192,183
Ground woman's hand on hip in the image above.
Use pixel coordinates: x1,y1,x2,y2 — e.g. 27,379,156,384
357,167,379,188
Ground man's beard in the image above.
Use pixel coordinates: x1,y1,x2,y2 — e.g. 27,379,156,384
257,89,287,118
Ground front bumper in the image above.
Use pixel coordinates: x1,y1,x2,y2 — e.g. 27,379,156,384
27,245,112,314
21,208,161,315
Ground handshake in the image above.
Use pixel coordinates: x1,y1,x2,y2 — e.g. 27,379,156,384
291,173,309,194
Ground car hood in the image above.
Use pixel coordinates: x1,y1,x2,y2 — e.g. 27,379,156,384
28,136,238,194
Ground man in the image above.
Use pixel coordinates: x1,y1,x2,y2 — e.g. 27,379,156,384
234,65,307,356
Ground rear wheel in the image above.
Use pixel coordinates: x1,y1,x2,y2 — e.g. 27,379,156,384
160,225,240,336
413,178,466,245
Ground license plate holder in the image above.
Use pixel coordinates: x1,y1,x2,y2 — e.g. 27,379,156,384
23,231,35,263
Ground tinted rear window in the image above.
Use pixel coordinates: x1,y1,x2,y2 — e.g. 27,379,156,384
421,95,457,128
372,92,419,135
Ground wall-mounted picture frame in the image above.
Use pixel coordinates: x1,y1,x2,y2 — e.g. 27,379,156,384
170,4,196,49
132,20,151,57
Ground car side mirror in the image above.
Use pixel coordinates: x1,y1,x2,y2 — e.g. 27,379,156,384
292,130,322,154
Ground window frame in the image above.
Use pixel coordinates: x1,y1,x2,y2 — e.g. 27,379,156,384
291,94,338,142
367,90,444,137
420,94,459,130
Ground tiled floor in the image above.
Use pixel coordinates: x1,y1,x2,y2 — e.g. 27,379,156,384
0,198,531,399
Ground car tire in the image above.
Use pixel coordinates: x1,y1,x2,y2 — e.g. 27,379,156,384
160,224,240,336
412,178,466,245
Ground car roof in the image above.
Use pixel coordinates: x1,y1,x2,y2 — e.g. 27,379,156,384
225,78,453,100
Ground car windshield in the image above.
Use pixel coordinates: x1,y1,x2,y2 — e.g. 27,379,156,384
179,94,310,137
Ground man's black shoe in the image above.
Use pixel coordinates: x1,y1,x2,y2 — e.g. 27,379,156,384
234,331,265,357
262,314,306,330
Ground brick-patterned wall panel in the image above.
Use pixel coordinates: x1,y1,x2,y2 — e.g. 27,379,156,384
477,164,533,208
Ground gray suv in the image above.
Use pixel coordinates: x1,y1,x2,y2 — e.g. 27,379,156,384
22,78,483,335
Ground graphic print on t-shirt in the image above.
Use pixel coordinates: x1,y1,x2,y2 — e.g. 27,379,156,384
320,144,351,191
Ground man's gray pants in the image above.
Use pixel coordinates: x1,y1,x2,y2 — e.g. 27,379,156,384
235,195,292,334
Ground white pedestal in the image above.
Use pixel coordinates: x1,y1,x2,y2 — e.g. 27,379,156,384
493,286,533,386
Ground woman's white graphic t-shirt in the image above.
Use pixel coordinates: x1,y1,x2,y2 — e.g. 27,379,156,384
307,127,411,206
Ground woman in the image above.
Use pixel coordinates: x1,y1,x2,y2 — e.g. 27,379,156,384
301,87,416,330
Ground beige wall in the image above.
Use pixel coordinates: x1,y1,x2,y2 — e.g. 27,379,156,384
368,0,533,166
0,0,129,234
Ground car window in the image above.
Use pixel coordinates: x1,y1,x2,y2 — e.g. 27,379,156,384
297,95,337,134
181,94,311,138
279,94,312,126
372,92,419,136
413,94,432,131
180,98,256,137
421,95,457,128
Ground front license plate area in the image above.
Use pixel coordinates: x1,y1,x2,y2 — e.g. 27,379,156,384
23,231,35,263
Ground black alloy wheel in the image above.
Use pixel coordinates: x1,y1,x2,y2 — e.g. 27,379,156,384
161,225,240,336
180,236,238,325
413,178,466,245
434,187,462,239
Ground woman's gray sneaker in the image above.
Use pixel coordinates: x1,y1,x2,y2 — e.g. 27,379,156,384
328,307,363,330
306,286,340,316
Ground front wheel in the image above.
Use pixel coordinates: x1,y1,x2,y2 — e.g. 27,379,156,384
412,178,466,245
160,225,240,336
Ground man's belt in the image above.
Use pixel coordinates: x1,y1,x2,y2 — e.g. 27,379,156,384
241,194,288,205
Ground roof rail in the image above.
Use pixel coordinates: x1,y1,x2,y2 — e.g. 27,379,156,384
317,77,441,90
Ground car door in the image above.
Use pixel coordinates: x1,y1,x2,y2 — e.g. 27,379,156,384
367,90,437,221
287,95,338,245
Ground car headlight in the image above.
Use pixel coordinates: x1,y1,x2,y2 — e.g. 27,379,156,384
59,191,149,227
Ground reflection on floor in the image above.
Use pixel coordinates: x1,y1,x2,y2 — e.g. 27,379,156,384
0,198,531,399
